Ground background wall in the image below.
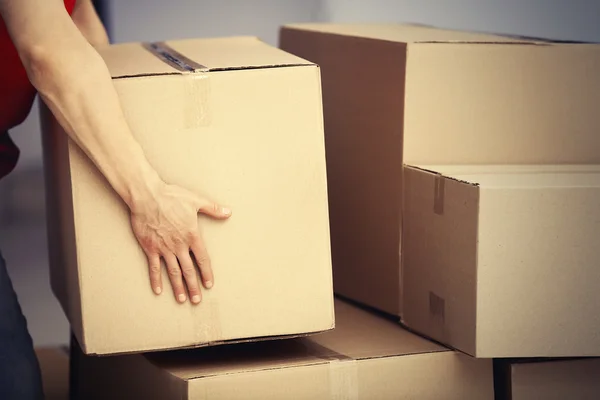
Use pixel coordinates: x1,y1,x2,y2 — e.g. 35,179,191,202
1,0,599,347
320,0,600,42
109,0,321,44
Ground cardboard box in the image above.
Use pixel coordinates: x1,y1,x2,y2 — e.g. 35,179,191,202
41,36,334,355
279,23,600,317
402,164,600,357
498,358,600,400
35,347,70,400
75,299,494,400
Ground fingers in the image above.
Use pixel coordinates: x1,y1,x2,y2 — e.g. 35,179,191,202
178,250,202,305
193,197,227,289
135,190,228,304
196,198,232,220
191,237,214,290
147,253,163,295
164,253,187,304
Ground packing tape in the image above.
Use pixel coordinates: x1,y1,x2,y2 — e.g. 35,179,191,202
433,174,445,215
429,291,446,323
142,42,207,73
192,298,223,343
183,73,212,129
299,340,360,400
329,359,359,400
142,41,212,129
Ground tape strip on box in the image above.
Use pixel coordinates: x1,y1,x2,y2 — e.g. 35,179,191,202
142,42,207,72
299,340,359,400
193,298,223,343
434,174,445,215
183,74,212,129
429,291,446,323
143,41,211,129
329,359,359,400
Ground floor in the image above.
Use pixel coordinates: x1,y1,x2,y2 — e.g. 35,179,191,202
0,166,70,348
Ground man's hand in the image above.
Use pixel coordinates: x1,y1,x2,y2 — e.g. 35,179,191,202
131,183,231,304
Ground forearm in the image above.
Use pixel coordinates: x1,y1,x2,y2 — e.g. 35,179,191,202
77,20,109,48
29,42,161,211
72,0,110,48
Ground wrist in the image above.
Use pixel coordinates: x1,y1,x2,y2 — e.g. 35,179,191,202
91,35,110,49
124,167,164,215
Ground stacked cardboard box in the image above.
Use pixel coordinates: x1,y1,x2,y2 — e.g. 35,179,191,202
73,300,494,399
497,358,600,400
279,21,600,396
42,23,599,399
279,22,600,322
402,165,600,357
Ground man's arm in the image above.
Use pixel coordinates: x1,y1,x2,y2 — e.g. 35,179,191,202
71,0,110,48
0,0,231,304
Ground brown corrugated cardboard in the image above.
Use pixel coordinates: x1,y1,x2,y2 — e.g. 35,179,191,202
402,164,600,357
41,36,334,355
279,23,600,317
500,358,600,400
75,299,494,399
35,347,69,400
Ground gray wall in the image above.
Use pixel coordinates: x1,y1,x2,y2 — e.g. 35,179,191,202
321,0,600,41
109,0,321,44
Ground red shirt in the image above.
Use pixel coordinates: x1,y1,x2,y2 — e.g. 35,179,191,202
0,0,77,179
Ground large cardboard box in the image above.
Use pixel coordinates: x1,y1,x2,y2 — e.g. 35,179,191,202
75,299,494,400
498,358,600,400
402,164,600,357
279,23,600,317
41,37,334,355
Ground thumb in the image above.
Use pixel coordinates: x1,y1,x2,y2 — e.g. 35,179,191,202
196,197,232,219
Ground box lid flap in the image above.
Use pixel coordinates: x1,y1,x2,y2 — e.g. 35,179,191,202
145,299,448,381
282,23,534,44
408,164,600,188
99,36,313,79
310,300,446,359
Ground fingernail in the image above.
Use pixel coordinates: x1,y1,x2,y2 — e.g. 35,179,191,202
178,294,186,303
205,280,213,289
221,207,231,215
192,295,201,303
154,287,162,295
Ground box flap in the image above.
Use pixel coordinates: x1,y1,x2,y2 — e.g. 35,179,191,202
310,300,446,359
99,36,314,79
282,23,533,45
408,164,600,188
144,299,448,381
145,338,329,381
